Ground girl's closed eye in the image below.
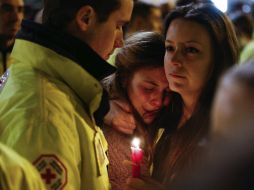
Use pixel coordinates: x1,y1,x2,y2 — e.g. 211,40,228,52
139,83,155,93
143,86,154,93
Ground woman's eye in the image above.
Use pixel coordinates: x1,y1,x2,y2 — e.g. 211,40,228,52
185,47,199,54
165,45,175,52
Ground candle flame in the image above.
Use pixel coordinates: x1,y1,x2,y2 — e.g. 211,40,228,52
132,137,140,148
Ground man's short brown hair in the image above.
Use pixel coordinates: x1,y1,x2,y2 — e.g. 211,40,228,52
42,0,122,29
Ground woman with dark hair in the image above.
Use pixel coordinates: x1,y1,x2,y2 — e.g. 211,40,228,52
102,31,171,190
121,2,239,190
169,60,254,190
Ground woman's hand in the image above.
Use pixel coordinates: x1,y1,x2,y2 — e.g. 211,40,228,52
104,98,136,134
125,177,165,190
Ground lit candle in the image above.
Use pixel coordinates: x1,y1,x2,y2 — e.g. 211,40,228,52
131,137,143,178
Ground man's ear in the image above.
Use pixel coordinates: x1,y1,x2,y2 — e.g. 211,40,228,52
76,5,95,31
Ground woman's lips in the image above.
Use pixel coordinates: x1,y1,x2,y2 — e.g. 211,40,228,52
169,73,185,78
143,110,159,119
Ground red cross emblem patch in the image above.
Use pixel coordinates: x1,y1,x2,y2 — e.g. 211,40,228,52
33,155,67,190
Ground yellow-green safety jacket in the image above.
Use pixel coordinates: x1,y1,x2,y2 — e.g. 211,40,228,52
0,20,116,190
0,142,46,189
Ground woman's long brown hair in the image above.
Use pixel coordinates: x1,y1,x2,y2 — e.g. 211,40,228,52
152,2,239,186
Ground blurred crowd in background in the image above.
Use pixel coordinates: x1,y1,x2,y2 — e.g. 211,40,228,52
22,0,254,21
2,0,254,72
19,0,254,65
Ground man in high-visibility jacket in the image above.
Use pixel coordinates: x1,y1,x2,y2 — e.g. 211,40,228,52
0,0,24,75
0,0,133,189
0,142,46,190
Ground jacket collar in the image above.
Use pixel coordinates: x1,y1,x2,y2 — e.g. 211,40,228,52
16,20,116,81
13,20,114,121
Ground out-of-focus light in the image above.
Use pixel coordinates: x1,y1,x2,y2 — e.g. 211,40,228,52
242,4,251,13
211,0,228,12
138,0,168,6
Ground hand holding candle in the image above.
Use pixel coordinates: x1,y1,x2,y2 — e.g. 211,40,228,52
131,137,143,178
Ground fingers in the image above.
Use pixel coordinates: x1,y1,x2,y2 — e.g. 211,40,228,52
105,98,136,134
112,116,136,134
125,177,165,190
114,99,132,113
122,160,134,167
126,178,146,190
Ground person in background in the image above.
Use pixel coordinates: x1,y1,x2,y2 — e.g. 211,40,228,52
0,0,133,189
102,31,171,190
108,1,162,69
209,59,254,190
159,2,174,20
211,60,254,143
33,8,43,23
23,0,43,21
230,12,254,63
0,142,46,190
104,3,238,190
169,60,254,190
0,0,24,75
124,1,162,37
